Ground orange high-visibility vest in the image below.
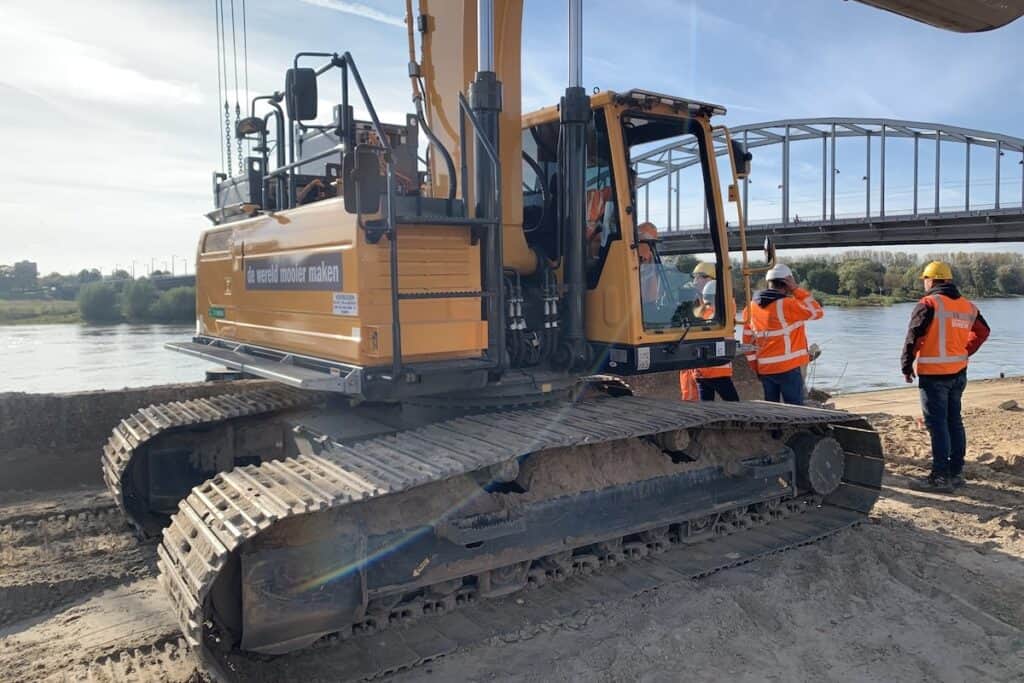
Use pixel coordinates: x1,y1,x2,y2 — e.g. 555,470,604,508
915,294,977,375
679,369,699,401
746,288,823,375
694,304,732,379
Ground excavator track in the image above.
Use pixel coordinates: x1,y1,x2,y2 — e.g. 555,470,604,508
101,386,320,536
215,495,858,681
157,396,883,678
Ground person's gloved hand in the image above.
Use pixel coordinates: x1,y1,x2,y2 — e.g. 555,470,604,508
904,370,916,383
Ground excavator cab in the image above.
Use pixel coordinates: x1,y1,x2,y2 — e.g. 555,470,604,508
522,89,736,374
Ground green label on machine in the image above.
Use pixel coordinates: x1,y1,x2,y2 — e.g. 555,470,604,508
208,306,226,319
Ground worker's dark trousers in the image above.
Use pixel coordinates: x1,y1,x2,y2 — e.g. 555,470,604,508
759,367,804,405
697,378,740,401
918,370,968,478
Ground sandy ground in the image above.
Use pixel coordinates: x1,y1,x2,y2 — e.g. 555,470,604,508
1,378,1023,682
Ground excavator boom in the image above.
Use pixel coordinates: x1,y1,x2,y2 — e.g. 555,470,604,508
857,0,1024,32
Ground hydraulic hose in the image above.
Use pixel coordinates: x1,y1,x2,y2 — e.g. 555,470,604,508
405,0,456,202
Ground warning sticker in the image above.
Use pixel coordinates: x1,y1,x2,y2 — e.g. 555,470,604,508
716,341,727,357
332,292,359,316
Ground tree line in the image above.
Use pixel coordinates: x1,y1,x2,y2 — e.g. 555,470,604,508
782,250,1024,302
1,260,193,325
672,251,1024,304
78,280,195,324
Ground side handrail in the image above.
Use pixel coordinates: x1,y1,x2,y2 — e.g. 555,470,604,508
457,92,502,226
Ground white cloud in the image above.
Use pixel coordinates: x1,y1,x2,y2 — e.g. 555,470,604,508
298,0,405,28
0,5,204,108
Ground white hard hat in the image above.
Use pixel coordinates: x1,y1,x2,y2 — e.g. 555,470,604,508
702,280,717,299
766,263,792,280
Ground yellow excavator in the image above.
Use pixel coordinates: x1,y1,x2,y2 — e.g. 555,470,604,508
97,0,1020,675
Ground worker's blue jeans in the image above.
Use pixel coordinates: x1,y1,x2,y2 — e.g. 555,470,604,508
760,367,804,406
918,370,968,478
697,377,740,402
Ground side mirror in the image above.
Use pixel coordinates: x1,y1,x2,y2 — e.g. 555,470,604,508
236,116,266,138
343,148,385,214
763,237,776,266
730,138,752,179
285,68,318,121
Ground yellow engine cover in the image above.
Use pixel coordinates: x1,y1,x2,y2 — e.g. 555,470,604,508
195,198,487,367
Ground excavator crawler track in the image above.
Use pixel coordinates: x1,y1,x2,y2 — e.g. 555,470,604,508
215,495,859,681
101,386,319,536
156,396,883,678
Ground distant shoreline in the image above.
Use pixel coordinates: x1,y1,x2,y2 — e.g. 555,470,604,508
0,299,79,325
815,292,1022,308
3,292,1021,325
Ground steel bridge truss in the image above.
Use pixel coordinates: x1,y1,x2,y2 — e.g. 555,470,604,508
630,118,1024,253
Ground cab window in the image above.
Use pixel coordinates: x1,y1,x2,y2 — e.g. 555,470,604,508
625,113,723,331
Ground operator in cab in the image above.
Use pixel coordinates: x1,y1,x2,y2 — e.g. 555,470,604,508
901,260,990,493
636,222,661,304
742,264,824,405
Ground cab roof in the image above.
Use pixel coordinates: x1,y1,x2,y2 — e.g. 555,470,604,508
522,89,726,128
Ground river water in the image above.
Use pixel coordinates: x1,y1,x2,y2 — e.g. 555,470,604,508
0,298,1020,395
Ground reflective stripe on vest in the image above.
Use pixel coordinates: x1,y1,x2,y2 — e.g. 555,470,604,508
749,297,811,374
915,294,977,374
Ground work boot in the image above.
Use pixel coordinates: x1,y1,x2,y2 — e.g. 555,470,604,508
908,473,954,494
949,474,966,489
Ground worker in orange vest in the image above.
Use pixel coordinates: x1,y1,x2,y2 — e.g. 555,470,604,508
679,265,728,401
901,260,990,493
742,263,823,405
691,280,739,401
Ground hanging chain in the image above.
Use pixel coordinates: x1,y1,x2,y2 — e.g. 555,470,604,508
236,103,243,172
224,102,233,176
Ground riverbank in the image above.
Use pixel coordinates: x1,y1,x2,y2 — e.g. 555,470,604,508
817,292,1023,307
834,375,1024,415
0,299,79,325
817,292,911,307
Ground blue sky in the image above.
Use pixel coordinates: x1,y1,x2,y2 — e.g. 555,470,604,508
1,0,1021,274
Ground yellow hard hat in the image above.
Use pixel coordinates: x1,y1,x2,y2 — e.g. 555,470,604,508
920,260,953,280
692,261,716,279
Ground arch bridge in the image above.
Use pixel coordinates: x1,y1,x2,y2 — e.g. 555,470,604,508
631,118,1024,254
